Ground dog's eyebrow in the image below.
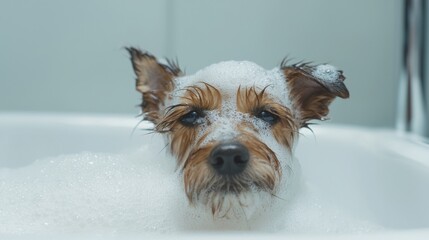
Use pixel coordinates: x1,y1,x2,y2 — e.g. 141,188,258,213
236,86,276,113
180,83,222,110
164,104,190,115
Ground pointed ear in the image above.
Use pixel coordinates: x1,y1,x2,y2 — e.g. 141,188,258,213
127,47,182,123
282,62,349,128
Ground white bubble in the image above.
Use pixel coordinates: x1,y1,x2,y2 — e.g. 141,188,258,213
312,64,340,83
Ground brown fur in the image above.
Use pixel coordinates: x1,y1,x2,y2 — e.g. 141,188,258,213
127,47,182,123
181,83,222,110
282,63,349,128
156,83,222,166
183,131,282,213
237,86,298,151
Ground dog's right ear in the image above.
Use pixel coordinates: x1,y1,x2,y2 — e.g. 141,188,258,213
127,47,182,123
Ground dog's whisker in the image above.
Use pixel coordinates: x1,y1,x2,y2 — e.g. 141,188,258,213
130,117,148,138
271,192,287,202
159,142,170,154
237,194,251,230
142,130,158,136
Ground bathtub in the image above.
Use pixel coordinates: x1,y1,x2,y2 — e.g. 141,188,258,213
1,112,429,239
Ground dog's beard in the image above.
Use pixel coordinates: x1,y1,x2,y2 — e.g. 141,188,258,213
181,141,297,219
183,156,300,220
183,161,279,219
194,185,273,219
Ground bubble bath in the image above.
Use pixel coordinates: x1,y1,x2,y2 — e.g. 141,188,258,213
0,134,382,235
0,60,380,236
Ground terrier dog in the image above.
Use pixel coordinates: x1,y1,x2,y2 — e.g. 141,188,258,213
127,48,349,220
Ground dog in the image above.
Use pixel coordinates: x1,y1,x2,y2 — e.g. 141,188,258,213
127,48,349,221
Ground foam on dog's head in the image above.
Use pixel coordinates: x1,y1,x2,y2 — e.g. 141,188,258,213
171,61,291,108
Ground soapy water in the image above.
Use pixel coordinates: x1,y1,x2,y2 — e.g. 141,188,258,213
0,140,382,235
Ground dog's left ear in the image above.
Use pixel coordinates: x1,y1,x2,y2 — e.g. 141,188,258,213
127,47,182,123
282,63,349,128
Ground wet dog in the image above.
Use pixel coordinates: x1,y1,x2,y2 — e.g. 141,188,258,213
127,48,349,219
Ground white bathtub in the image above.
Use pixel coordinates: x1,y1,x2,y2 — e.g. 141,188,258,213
1,113,429,239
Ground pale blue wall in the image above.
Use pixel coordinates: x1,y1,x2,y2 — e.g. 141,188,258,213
0,0,403,127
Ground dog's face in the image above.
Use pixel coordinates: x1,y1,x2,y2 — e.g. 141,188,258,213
127,48,349,218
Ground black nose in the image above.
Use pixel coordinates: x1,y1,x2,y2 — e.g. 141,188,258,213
209,142,250,175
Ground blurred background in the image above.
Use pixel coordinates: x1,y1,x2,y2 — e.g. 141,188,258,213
1,0,424,128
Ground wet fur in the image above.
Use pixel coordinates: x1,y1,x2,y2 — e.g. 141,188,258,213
127,48,349,218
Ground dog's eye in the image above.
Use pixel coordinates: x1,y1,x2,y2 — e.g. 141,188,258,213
256,110,279,125
180,110,204,126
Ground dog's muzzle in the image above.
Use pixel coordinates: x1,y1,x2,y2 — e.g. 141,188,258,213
209,142,249,175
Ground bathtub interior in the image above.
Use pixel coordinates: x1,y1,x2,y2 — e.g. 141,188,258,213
296,127,429,229
1,113,429,235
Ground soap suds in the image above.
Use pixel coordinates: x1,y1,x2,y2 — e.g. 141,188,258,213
312,64,340,83
169,61,291,109
0,149,181,234
0,134,382,235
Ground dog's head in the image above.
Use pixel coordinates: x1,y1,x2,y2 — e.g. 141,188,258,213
127,48,349,218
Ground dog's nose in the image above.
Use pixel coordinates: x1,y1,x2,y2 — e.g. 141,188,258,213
209,142,249,175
